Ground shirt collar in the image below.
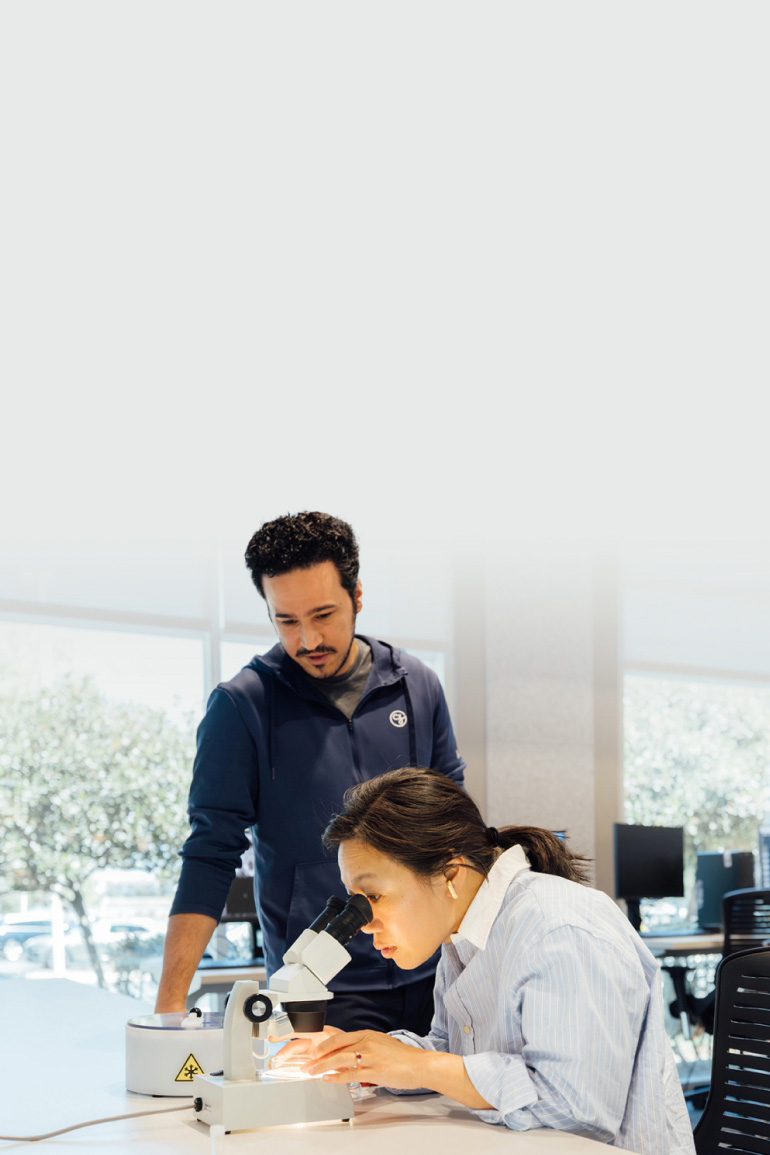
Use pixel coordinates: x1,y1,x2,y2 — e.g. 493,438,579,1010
450,844,530,950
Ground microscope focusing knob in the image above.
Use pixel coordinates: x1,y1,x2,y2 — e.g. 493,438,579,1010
243,993,273,1024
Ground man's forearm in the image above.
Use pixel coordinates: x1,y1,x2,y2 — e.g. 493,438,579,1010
154,912,218,1012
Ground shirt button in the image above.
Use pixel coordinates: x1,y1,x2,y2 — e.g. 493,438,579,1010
464,1025,471,1035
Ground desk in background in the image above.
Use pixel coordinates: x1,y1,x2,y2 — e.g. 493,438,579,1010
187,958,267,1009
0,978,614,1155
643,931,723,957
642,931,722,1040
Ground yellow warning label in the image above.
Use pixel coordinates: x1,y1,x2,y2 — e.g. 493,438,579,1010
175,1053,205,1082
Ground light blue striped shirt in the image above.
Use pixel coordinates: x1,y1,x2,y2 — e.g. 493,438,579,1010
391,847,695,1154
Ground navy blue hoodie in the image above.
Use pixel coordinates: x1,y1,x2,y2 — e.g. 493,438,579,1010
171,635,466,991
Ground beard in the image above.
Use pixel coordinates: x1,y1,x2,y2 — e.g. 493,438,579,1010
296,616,358,679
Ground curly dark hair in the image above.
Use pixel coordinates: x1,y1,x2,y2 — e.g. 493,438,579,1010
324,767,592,885
244,511,360,602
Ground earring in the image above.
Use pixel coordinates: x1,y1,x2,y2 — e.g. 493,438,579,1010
447,879,458,900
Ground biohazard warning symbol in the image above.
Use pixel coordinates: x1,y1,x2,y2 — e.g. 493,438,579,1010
175,1053,205,1082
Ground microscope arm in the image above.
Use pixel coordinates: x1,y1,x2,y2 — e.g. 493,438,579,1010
222,982,272,1081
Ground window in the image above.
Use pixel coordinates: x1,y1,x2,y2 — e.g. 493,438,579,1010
0,620,202,997
623,672,770,929
0,620,205,717
220,639,274,683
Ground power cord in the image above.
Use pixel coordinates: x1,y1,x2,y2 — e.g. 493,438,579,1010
0,1102,192,1142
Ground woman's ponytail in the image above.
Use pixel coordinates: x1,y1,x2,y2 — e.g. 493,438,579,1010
496,825,591,884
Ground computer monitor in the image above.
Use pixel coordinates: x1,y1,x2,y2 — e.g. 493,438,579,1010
759,826,770,888
695,850,755,930
613,823,685,931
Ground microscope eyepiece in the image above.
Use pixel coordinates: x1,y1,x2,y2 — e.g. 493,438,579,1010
323,894,373,946
280,898,370,1032
308,895,346,934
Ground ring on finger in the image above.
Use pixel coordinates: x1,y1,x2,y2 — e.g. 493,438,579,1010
355,1052,363,1069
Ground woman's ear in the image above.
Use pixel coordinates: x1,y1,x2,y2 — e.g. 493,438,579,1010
444,862,461,899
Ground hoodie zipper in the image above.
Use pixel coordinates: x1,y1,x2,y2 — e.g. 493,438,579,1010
347,718,363,781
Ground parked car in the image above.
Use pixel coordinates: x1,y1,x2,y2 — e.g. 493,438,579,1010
23,918,164,969
0,915,69,963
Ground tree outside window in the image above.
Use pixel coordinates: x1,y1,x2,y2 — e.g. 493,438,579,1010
0,674,196,991
624,674,770,921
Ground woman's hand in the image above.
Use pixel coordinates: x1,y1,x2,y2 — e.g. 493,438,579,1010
300,1030,428,1090
269,1025,343,1069
277,1029,492,1109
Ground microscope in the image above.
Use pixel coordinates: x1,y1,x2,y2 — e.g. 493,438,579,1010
192,893,372,1132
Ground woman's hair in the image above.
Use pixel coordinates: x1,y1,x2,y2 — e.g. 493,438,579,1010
323,766,591,884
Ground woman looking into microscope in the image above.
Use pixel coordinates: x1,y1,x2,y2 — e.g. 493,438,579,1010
275,766,694,1154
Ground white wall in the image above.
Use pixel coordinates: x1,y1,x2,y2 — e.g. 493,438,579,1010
483,546,601,875
623,543,770,683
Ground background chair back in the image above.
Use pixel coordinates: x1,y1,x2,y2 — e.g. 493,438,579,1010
723,888,770,957
694,946,770,1155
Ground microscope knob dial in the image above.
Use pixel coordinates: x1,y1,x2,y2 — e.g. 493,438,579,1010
243,993,273,1023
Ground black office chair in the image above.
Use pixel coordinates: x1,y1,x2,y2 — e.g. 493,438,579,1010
671,890,770,1038
693,945,770,1155
723,888,770,957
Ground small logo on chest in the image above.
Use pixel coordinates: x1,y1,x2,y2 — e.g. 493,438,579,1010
389,710,408,728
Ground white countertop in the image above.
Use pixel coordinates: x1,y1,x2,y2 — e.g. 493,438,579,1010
0,978,615,1154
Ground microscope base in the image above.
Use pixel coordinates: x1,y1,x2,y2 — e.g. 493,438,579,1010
193,1072,355,1131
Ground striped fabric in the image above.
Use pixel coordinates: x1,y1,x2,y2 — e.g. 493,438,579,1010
391,847,695,1154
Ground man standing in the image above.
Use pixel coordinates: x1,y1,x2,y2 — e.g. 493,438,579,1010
155,511,465,1032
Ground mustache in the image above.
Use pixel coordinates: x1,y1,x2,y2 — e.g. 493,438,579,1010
296,646,337,657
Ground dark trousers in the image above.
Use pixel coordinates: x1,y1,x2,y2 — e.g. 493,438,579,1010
324,973,436,1035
